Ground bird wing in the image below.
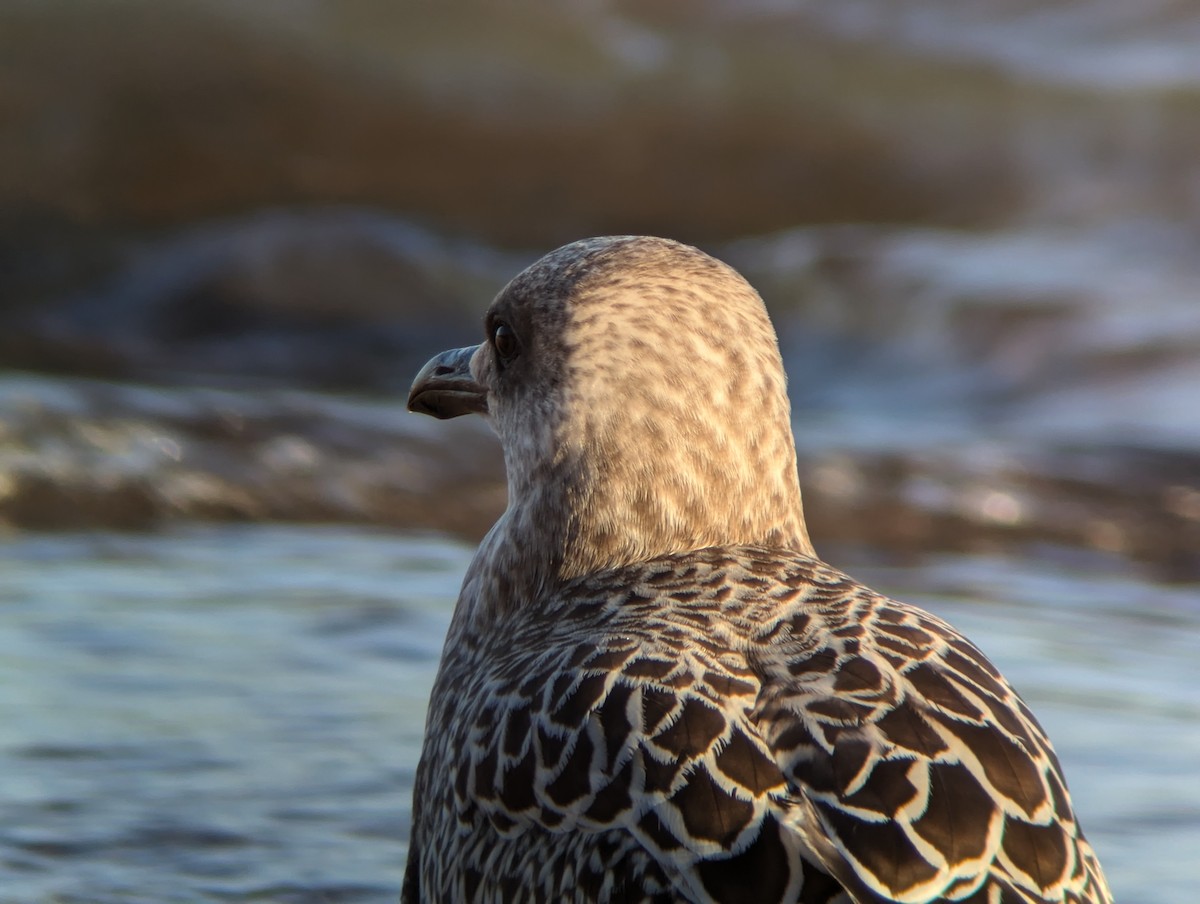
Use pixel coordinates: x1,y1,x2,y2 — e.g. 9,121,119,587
447,548,1109,903
744,558,1113,904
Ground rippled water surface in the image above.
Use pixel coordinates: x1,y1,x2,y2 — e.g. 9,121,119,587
1,528,468,904
3,526,1197,903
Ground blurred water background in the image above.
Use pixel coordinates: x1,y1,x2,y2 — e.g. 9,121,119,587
1,2,1199,901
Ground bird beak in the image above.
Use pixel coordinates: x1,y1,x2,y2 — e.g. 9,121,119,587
407,345,489,419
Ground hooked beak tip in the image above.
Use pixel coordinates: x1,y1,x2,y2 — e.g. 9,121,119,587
407,345,488,420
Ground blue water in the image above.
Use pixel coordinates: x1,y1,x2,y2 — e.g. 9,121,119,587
2,526,1197,902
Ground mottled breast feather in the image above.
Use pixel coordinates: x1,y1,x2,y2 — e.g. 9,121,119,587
405,548,1110,904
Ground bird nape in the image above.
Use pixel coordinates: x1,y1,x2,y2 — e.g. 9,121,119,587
402,236,1112,904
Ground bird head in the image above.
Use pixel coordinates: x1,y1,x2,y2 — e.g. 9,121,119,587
409,236,813,575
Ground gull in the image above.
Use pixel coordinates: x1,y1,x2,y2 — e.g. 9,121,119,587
403,236,1112,903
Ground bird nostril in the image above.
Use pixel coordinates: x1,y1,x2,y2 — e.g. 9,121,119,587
433,364,455,376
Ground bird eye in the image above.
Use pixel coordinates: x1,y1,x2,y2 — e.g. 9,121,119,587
492,321,520,363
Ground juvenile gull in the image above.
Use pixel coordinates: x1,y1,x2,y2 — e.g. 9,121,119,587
404,236,1112,904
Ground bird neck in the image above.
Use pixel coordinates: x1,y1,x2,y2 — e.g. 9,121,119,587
553,432,815,579
457,429,813,627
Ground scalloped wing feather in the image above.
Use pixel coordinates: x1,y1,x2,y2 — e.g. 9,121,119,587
405,547,1111,904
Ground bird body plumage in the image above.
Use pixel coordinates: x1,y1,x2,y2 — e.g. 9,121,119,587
403,237,1112,904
